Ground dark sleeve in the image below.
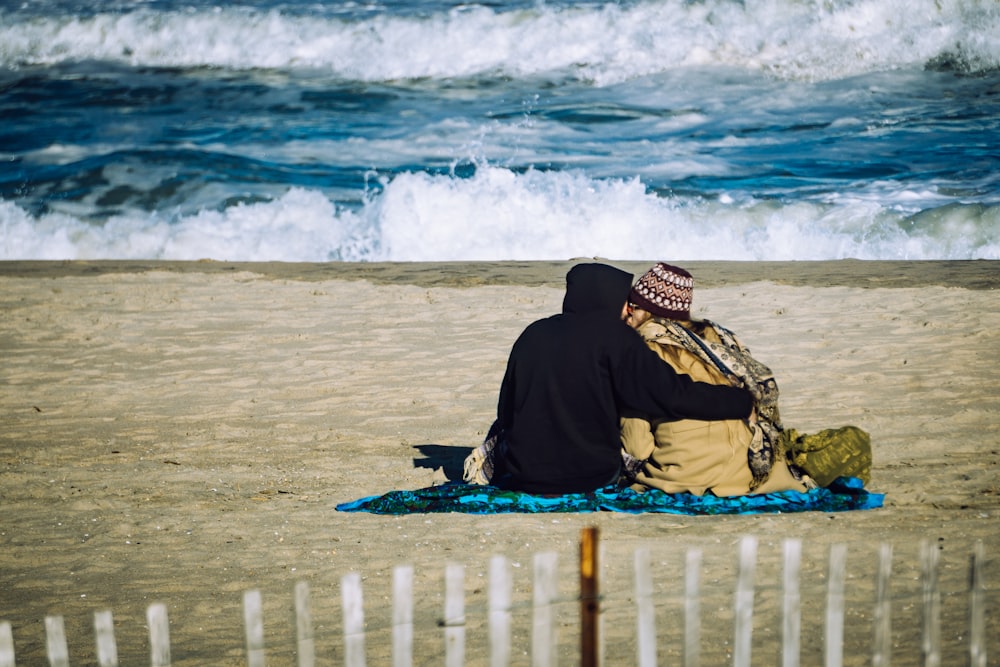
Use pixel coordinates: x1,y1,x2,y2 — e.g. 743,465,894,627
613,332,753,422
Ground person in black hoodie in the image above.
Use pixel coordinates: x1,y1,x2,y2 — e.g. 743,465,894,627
486,262,754,494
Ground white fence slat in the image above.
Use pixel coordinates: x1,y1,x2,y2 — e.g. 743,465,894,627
94,610,118,667
782,539,801,667
392,566,413,667
532,551,559,667
488,555,512,667
0,621,14,667
969,541,986,667
825,544,847,667
243,589,265,667
634,548,656,667
732,536,757,667
342,572,366,667
872,543,893,667
146,603,171,667
684,548,701,667
444,563,465,667
44,616,69,667
921,541,941,667
295,581,315,667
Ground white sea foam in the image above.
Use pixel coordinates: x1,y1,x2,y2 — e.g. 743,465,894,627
2,0,998,83
4,168,998,261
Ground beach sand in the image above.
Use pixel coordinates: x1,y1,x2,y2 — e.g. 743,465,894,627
1,259,998,666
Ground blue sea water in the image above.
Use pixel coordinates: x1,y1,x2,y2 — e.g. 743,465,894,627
1,0,999,261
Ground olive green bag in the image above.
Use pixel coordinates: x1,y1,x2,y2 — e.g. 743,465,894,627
786,425,872,488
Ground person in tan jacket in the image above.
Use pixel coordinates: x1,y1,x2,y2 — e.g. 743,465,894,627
620,263,812,497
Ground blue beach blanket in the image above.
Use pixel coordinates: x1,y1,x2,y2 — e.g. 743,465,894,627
336,477,883,515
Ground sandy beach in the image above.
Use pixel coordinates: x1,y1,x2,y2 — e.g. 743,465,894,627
1,259,997,666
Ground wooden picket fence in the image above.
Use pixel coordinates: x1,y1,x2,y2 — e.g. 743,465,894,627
0,532,990,667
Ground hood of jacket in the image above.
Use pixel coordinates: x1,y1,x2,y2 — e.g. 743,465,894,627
561,263,634,318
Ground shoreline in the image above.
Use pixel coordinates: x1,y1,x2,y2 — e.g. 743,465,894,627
1,258,998,289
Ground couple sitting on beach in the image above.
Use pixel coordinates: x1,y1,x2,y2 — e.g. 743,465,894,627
464,262,871,497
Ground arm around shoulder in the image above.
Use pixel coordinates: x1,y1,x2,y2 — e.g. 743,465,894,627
622,340,754,423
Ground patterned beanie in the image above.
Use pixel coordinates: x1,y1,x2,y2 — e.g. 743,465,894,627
629,263,694,320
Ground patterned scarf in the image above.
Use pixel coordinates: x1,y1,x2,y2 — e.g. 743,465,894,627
643,318,783,492
463,419,501,485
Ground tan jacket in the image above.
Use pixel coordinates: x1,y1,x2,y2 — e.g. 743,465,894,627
621,321,807,497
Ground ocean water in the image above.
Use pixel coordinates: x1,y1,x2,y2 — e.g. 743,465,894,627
2,0,999,262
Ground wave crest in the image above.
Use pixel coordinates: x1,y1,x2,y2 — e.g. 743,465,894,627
2,0,998,82
4,169,999,261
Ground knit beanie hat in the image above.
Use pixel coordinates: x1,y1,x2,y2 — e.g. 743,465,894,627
629,263,694,320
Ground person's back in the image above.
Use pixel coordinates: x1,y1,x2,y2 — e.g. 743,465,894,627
622,316,808,496
490,263,754,494
496,298,643,493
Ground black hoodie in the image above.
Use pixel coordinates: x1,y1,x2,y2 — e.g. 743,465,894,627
492,263,753,494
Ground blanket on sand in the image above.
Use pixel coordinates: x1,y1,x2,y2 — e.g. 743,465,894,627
336,477,883,515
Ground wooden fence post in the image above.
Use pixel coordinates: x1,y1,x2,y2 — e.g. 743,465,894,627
580,526,599,667
392,565,413,667
94,609,118,667
489,555,512,667
294,581,315,667
598,540,606,667
782,539,801,667
147,603,171,667
532,551,559,667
